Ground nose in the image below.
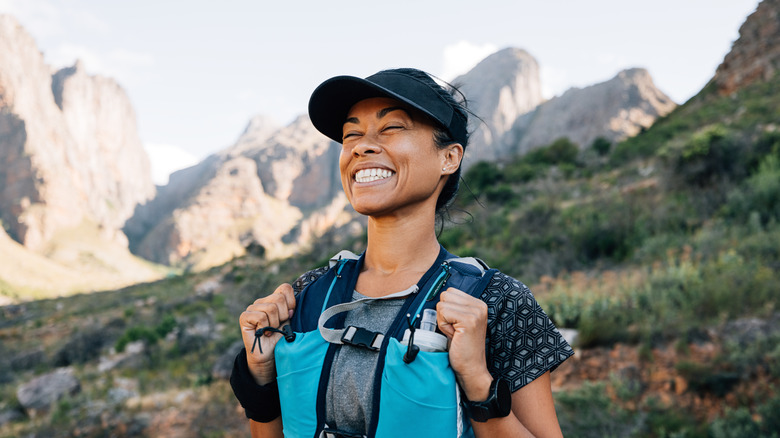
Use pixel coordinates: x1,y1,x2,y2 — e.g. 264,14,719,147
351,137,381,157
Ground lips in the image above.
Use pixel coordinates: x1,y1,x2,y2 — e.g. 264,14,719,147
355,168,395,183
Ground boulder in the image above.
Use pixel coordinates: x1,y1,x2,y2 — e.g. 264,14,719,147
16,368,80,414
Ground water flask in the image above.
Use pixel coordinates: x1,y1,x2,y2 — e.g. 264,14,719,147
402,308,448,352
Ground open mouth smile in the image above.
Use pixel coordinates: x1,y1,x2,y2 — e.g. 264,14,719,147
355,168,395,183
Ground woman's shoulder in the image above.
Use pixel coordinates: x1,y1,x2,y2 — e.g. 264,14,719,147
292,266,330,295
482,270,534,302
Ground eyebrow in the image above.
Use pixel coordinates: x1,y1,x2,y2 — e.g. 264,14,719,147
343,106,409,126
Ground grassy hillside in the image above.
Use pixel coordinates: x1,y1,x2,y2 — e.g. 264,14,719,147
0,221,170,304
1,75,779,437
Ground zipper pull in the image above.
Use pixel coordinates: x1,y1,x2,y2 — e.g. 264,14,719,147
425,262,451,301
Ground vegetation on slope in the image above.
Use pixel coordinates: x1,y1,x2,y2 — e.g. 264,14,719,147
1,75,779,437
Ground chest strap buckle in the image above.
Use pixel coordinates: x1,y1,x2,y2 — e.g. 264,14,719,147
341,326,384,351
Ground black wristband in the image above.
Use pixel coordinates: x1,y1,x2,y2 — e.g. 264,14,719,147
229,348,281,423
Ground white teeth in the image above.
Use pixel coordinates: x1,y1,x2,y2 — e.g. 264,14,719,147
355,168,394,183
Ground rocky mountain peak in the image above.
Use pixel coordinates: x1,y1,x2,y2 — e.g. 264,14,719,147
0,15,154,250
125,113,348,269
456,47,544,164
505,67,676,154
227,114,281,155
714,0,779,94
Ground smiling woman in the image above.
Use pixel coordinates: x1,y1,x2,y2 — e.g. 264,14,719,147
230,68,574,438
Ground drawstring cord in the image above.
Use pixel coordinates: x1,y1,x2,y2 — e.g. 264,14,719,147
251,325,296,354
403,313,420,364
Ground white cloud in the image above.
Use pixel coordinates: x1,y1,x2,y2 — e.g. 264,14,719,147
441,41,498,81
144,143,200,186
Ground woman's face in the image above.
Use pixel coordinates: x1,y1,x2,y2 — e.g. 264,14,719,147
339,97,457,218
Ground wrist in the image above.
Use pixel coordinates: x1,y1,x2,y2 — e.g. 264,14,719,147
458,368,494,402
230,348,282,423
248,360,277,385
465,377,513,423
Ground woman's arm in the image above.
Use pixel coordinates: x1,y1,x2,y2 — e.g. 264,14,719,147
437,288,564,437
236,283,296,438
469,371,562,438
250,418,284,438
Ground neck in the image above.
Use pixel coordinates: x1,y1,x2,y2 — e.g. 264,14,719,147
363,210,441,276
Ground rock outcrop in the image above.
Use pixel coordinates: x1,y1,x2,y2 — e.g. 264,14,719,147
504,68,676,154
125,115,355,269
0,15,155,250
16,368,80,415
455,48,544,165
714,0,780,95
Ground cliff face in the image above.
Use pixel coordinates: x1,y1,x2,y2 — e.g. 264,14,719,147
456,48,544,165
125,115,354,269
453,49,674,162
0,15,154,250
714,0,780,95
505,68,676,153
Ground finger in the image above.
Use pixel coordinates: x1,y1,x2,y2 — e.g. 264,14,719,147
239,308,268,331
276,283,296,318
265,293,289,328
269,283,295,322
241,303,281,331
439,287,478,305
437,301,484,333
435,302,457,338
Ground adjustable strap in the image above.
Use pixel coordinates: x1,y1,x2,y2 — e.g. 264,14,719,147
319,426,367,438
449,256,488,275
318,285,419,349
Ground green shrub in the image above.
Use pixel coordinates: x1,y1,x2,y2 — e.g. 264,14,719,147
155,314,178,338
115,315,178,353
658,124,743,187
53,328,114,366
556,382,641,438
591,137,612,156
525,137,579,166
484,184,515,203
503,161,540,182
710,407,763,438
464,161,502,193
732,155,780,225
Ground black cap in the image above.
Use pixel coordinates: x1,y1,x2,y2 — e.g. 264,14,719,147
308,69,468,146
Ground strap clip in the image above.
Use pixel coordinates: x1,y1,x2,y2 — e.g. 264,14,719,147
341,326,383,351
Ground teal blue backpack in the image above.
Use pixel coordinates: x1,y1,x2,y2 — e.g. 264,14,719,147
271,247,496,438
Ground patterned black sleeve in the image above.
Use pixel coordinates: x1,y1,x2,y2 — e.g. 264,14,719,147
292,266,329,295
481,271,574,392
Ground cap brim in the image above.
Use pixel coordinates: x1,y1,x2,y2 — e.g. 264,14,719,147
308,75,444,144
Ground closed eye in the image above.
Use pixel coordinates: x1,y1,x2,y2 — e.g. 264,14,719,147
343,131,362,141
381,125,404,133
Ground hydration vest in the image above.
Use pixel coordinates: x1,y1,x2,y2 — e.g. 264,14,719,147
274,246,497,438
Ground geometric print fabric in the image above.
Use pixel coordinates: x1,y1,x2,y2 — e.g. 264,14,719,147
482,271,574,392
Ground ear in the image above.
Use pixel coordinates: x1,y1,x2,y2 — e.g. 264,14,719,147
440,143,464,175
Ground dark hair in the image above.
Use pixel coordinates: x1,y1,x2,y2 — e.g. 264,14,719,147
387,69,470,217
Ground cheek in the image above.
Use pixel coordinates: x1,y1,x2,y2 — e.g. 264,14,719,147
338,151,353,192
338,150,350,175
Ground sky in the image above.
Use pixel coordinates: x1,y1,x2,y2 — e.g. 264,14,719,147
0,0,761,184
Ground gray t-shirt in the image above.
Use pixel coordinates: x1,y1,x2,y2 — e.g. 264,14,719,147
324,290,406,434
